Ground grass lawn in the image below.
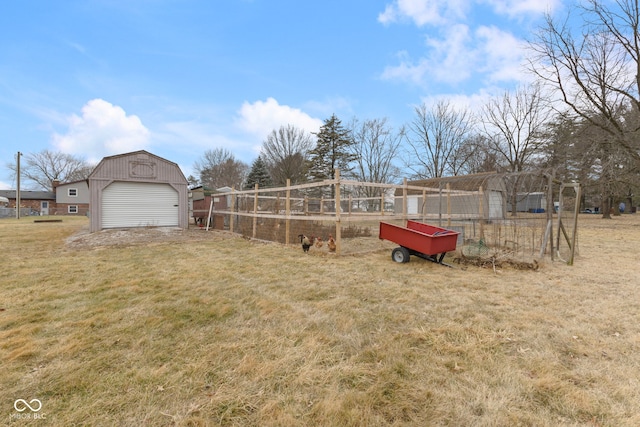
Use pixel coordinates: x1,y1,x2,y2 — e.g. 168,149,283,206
1,215,639,426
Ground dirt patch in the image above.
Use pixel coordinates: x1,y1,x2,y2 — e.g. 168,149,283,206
452,253,540,270
65,225,234,250
65,224,394,255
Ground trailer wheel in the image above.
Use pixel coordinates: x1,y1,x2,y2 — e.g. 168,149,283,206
392,247,411,263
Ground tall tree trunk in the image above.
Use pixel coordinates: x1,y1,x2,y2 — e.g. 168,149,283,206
600,142,613,219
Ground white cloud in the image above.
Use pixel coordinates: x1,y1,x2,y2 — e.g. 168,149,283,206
425,24,475,83
379,0,557,26
476,25,527,83
378,0,468,26
52,99,150,162
381,24,476,86
380,51,431,85
235,97,323,140
377,0,557,90
419,88,502,115
381,23,531,89
481,0,561,17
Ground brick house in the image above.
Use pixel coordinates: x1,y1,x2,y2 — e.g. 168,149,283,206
0,189,55,215
54,180,90,215
0,179,90,216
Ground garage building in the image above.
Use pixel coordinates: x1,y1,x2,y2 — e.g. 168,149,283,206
89,150,189,232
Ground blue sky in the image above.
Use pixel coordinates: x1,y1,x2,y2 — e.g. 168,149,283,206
0,0,562,189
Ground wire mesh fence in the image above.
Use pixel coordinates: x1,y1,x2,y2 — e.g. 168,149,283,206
199,170,579,265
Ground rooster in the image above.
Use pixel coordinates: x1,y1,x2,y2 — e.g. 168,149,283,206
314,236,323,248
327,234,336,252
298,234,312,252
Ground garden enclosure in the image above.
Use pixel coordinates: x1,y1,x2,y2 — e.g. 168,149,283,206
199,171,580,264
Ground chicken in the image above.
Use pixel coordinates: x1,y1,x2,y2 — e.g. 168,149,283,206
314,236,324,248
298,234,312,252
327,234,336,252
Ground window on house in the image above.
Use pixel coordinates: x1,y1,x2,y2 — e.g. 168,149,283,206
68,188,78,197
68,205,78,214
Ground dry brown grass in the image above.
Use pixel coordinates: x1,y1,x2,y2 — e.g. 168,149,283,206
1,214,639,426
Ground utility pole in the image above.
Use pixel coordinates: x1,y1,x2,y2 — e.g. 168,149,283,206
16,151,21,219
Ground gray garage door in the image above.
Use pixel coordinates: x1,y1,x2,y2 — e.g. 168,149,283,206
102,181,179,229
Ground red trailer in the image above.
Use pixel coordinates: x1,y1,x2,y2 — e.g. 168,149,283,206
379,220,460,264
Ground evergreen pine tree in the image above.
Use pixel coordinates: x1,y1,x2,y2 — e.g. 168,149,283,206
307,114,355,181
244,156,273,189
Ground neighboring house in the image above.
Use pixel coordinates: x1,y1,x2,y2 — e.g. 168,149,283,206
0,180,89,216
54,180,90,215
88,150,189,232
394,172,507,220
0,189,56,215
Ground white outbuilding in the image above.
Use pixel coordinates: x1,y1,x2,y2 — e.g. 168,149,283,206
88,150,189,232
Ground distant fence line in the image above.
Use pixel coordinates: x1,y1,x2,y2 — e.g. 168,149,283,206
0,207,39,218
0,207,89,218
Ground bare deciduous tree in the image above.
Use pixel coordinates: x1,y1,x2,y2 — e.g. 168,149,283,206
349,117,403,183
457,134,501,175
405,100,474,178
348,117,403,211
528,0,640,217
478,84,551,174
478,85,552,215
8,150,93,190
260,125,314,186
193,148,248,190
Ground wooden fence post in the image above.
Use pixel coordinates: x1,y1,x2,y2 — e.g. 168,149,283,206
569,183,581,265
478,186,485,240
555,184,563,256
252,183,258,238
285,179,291,245
335,169,341,255
402,178,408,225
230,188,235,233
547,173,555,261
446,183,451,228
422,188,427,222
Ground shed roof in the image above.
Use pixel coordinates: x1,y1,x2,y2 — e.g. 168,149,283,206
89,150,186,180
